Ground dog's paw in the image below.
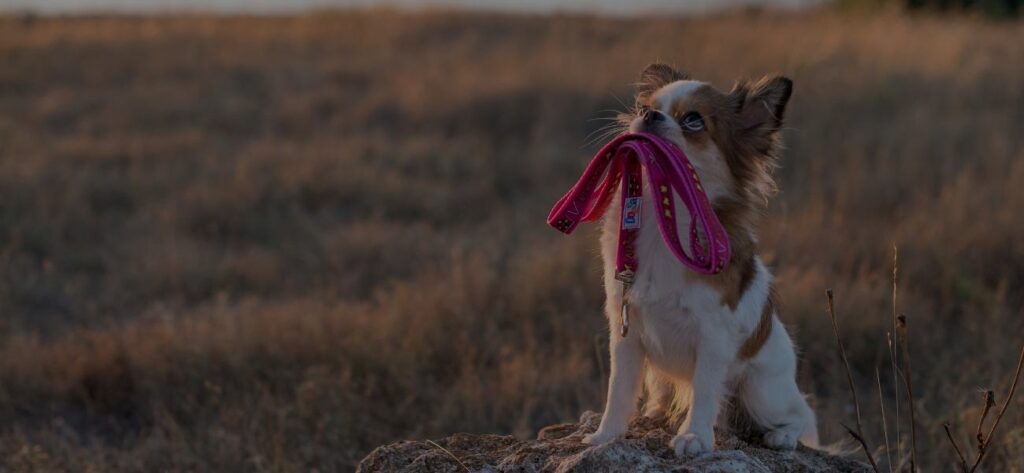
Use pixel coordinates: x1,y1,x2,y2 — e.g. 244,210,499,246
582,429,621,446
763,425,800,450
671,431,713,457
642,407,669,423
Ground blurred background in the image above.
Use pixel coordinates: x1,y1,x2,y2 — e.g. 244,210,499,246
0,0,1022,471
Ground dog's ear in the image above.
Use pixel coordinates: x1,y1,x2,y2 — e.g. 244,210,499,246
637,63,688,99
730,75,793,135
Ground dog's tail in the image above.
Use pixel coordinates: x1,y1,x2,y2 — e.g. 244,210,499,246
812,438,859,457
797,410,858,456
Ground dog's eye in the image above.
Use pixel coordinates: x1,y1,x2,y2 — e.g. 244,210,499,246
679,112,705,132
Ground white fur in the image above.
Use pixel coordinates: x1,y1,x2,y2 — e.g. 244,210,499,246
582,81,818,456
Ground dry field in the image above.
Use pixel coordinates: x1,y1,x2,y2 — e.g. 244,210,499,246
0,8,1022,472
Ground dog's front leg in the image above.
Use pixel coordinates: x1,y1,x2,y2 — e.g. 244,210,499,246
672,349,728,456
583,317,644,445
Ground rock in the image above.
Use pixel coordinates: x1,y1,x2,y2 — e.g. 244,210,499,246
356,411,871,472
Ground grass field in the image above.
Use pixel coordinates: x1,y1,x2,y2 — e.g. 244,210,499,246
0,8,1023,472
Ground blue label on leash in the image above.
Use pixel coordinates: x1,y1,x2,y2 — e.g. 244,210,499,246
623,197,642,229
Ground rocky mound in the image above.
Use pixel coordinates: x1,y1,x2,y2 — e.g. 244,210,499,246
357,411,870,472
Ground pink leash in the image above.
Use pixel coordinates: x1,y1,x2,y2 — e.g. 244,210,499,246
547,132,731,336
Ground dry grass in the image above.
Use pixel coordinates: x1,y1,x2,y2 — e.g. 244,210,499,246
0,8,1023,472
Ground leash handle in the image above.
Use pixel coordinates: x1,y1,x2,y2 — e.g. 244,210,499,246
548,133,731,276
640,137,730,273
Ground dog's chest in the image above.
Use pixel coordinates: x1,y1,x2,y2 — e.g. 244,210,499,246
600,182,732,374
600,178,721,310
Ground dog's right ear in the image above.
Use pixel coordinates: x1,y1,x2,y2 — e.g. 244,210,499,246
637,63,688,98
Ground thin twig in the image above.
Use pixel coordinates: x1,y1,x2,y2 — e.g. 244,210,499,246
426,440,470,472
890,245,901,466
969,343,1024,473
841,423,881,473
896,314,918,472
974,389,995,455
943,422,969,473
827,289,880,473
876,367,893,471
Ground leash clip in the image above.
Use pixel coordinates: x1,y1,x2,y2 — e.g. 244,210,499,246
615,270,635,337
620,297,630,337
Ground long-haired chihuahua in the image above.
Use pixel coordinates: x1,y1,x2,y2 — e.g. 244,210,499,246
582,64,818,456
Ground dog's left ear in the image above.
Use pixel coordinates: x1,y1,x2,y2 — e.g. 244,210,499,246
731,75,793,135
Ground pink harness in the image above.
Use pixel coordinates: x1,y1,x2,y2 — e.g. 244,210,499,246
547,133,731,336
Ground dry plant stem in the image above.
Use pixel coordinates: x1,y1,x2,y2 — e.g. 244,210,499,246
969,344,1024,473
826,289,880,473
876,368,893,471
943,422,969,473
896,314,918,472
890,245,901,465
974,390,994,455
426,440,470,472
841,423,880,473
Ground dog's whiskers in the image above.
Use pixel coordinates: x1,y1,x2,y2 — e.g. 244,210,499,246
583,124,627,148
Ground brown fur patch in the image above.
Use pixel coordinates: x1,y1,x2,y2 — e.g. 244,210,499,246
705,196,758,310
738,286,776,360
719,76,792,205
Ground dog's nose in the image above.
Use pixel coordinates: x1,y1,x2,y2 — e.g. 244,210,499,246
641,108,663,124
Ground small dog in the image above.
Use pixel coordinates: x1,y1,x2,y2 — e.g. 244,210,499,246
582,64,818,456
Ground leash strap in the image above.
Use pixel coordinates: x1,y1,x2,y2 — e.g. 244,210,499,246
548,132,731,286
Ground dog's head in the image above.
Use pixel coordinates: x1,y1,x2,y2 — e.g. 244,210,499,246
626,64,792,207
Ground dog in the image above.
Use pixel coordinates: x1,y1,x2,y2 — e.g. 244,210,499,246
581,64,818,456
